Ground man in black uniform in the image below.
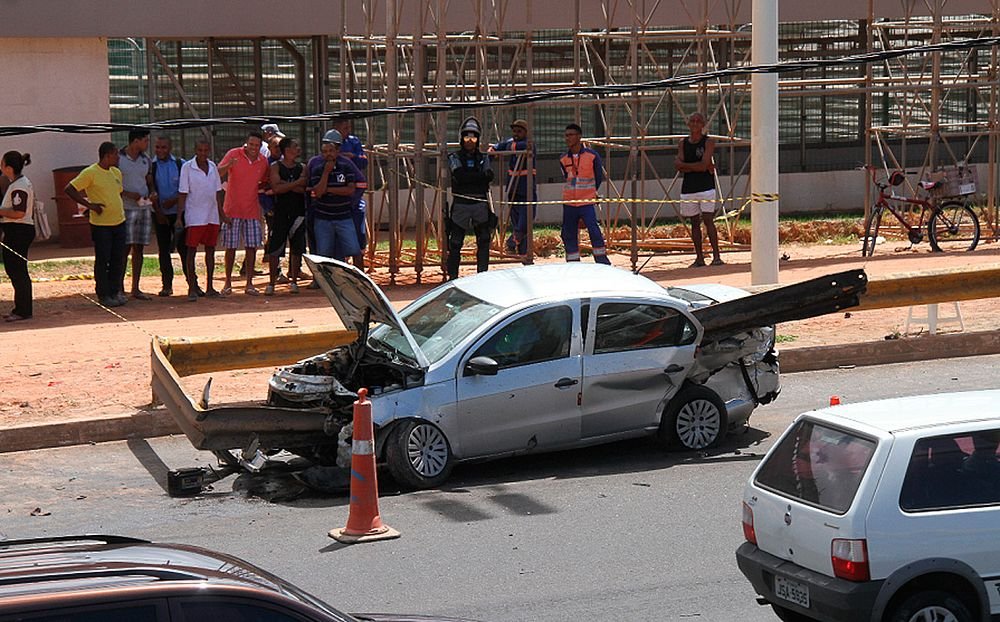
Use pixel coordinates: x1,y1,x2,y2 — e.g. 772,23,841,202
446,117,494,280
676,112,723,267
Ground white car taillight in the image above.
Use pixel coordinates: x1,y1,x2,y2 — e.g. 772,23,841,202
831,538,869,581
741,502,757,544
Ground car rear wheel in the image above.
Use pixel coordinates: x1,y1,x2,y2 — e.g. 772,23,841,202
659,384,728,450
887,590,974,622
385,420,454,490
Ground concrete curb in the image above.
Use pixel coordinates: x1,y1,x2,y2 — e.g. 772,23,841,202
4,328,1000,454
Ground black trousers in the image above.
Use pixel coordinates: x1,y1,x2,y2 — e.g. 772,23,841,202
446,220,492,280
154,213,190,289
91,222,127,301
1,222,34,317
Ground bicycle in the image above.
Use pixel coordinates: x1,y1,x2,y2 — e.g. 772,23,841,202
860,165,981,256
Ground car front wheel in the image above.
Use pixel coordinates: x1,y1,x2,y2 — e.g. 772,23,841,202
659,384,728,450
385,420,454,490
887,590,974,622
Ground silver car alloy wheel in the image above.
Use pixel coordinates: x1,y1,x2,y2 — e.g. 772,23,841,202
905,607,959,622
675,399,722,449
406,423,450,477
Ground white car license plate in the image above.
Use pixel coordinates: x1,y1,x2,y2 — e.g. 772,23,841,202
775,576,810,609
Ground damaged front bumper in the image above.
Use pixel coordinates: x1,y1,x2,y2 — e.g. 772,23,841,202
150,337,341,453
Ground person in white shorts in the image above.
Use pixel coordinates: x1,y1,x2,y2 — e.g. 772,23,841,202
676,113,723,267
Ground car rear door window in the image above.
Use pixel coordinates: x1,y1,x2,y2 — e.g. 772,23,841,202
593,302,694,354
900,428,1000,511
754,419,877,514
472,306,572,369
6,603,162,622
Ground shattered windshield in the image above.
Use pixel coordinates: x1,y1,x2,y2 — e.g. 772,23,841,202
369,286,502,365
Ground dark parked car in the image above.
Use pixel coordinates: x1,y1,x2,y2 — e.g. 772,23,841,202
0,535,479,622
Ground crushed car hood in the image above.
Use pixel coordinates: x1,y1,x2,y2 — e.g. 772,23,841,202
304,255,430,369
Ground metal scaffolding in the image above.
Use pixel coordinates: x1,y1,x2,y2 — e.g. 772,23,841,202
111,0,1000,281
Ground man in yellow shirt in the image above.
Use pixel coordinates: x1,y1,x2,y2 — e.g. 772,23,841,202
64,142,128,308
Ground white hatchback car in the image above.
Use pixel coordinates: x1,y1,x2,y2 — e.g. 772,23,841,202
737,390,1000,622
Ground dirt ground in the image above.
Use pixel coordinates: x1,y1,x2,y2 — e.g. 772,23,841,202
2,239,999,431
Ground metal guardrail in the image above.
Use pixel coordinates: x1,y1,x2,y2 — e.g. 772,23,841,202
153,264,1000,383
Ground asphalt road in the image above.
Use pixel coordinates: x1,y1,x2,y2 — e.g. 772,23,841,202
3,354,1000,621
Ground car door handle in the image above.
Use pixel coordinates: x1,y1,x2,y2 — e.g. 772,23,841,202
664,364,686,374
554,377,579,388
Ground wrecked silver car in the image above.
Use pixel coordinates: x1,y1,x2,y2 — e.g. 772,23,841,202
153,258,866,490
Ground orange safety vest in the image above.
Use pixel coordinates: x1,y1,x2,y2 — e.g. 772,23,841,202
560,148,601,203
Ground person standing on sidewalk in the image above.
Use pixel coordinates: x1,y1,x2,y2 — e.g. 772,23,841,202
65,142,127,308
217,131,269,296
559,123,610,265
149,135,189,297
264,137,307,295
0,151,36,322
178,139,227,301
490,118,537,257
306,129,362,262
332,119,369,269
446,117,495,280
119,130,155,300
676,112,723,267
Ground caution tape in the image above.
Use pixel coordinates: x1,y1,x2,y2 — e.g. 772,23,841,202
80,293,155,339
382,168,778,206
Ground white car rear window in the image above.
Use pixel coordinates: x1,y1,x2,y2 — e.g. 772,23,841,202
755,419,877,514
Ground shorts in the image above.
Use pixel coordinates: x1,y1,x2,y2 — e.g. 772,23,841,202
679,189,717,218
186,224,221,248
124,208,152,245
221,217,263,249
266,211,307,257
314,217,361,261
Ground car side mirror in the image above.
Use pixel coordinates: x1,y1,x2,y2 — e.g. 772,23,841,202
465,356,499,376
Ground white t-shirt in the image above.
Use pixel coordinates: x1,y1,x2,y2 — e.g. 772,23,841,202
1,176,34,226
178,159,223,226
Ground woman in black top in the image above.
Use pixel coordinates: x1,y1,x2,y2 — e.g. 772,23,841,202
265,137,308,295
0,151,36,322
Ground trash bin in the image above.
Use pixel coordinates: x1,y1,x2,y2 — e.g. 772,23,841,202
52,166,91,248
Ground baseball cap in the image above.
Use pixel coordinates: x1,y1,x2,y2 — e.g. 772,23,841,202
261,123,285,138
322,129,343,145
510,119,529,130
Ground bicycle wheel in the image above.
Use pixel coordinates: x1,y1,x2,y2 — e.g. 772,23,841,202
929,200,980,252
861,205,884,257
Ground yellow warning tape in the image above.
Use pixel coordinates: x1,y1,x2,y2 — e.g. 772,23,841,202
382,169,779,206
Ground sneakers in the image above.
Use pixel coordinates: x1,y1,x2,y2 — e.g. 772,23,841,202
132,290,152,301
114,292,128,306
187,289,198,302
289,281,300,294
264,284,275,296
158,288,173,297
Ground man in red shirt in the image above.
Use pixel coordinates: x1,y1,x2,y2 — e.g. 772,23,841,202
218,131,269,295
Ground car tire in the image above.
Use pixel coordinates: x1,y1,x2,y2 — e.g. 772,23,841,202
659,384,728,450
887,590,974,622
771,604,813,622
385,419,454,490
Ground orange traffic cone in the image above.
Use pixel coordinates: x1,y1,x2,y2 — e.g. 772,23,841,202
829,395,841,406
329,388,400,544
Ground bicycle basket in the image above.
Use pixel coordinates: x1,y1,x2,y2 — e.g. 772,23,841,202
924,166,978,198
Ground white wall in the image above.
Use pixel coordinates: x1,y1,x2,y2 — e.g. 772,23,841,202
0,38,111,237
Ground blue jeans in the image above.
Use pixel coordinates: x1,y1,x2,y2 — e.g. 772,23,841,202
506,202,535,254
561,204,610,264
91,222,127,300
314,217,361,261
